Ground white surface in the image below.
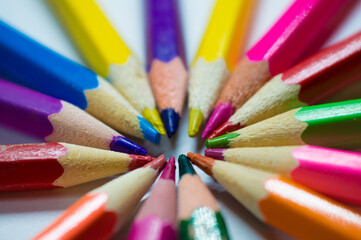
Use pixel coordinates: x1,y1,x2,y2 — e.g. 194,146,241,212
0,0,361,239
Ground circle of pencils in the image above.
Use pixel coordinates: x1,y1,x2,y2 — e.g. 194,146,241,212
2,0,361,239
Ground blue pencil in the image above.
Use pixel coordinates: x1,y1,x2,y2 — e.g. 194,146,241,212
0,20,160,144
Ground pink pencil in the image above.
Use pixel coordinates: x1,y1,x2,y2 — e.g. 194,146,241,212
128,157,176,240
204,145,361,205
203,0,357,138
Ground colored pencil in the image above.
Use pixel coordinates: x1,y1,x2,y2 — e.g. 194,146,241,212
48,0,165,135
210,30,361,138
177,154,229,239
0,79,146,155
206,99,361,149
0,20,161,144
146,0,188,138
0,142,154,191
187,0,255,137
128,157,176,240
34,155,166,240
203,0,356,138
205,145,361,205
187,153,361,240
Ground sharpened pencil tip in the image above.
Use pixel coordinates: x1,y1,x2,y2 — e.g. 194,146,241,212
138,117,161,144
188,109,204,137
160,156,176,181
143,108,166,135
205,133,239,148
110,136,147,155
203,102,234,138
187,152,215,177
144,154,166,171
178,154,196,178
209,121,241,139
161,108,180,138
204,149,226,160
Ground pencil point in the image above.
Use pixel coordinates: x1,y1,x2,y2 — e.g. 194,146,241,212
205,133,239,148
160,157,176,181
110,136,147,155
138,117,161,144
209,121,241,139
144,154,166,171
178,154,196,178
188,109,204,137
204,149,226,160
128,155,155,170
143,108,166,136
161,108,180,138
187,152,215,177
202,102,234,138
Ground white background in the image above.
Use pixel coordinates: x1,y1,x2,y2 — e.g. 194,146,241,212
0,0,361,239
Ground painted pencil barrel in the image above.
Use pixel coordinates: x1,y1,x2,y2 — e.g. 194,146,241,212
0,142,153,191
0,78,147,155
206,99,361,149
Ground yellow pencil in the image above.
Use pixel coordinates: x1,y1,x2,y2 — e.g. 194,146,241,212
48,0,165,135
188,0,255,137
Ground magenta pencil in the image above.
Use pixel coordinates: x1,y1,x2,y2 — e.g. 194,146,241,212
205,145,361,205
128,157,176,240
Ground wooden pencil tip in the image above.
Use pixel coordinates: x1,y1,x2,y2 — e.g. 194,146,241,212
188,109,204,137
209,121,242,139
128,155,155,170
143,108,166,136
144,154,166,172
202,102,234,138
187,152,215,177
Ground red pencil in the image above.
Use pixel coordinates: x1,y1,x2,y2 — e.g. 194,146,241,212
0,142,153,191
210,30,361,138
34,155,166,240
203,0,356,138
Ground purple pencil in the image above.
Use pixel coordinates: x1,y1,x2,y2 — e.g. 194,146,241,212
146,0,188,138
128,157,177,240
0,78,147,155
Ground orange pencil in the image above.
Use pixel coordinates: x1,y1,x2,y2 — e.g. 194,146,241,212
34,155,166,240
188,152,361,239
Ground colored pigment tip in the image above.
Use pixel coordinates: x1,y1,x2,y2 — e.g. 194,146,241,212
161,108,180,138
205,133,239,148
138,117,161,144
143,108,166,136
209,121,241,139
187,152,215,177
144,154,167,171
202,102,234,138
188,109,204,137
110,136,147,155
160,157,176,181
178,154,196,178
204,149,226,160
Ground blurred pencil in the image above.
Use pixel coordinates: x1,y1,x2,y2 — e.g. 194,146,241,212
204,0,356,138
49,0,165,135
206,99,361,149
0,79,146,155
146,0,188,138
205,145,361,205
188,0,255,137
177,154,229,239
128,157,176,240
210,30,361,138
0,142,153,191
0,20,160,144
188,153,361,240
34,155,166,240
